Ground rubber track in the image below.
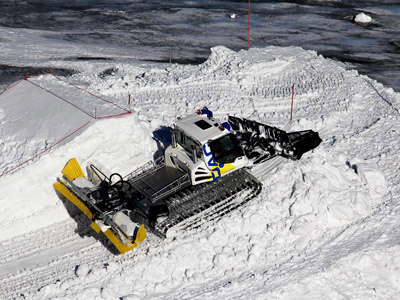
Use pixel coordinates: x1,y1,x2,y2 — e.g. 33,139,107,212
154,169,262,237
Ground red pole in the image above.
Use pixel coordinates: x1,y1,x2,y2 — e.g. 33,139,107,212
128,93,131,105
247,0,250,50
290,84,294,121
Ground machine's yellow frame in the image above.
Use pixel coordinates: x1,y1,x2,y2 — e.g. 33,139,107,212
53,158,146,254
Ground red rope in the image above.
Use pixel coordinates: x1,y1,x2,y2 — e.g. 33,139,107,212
0,79,23,95
0,121,91,177
51,74,131,114
2,73,131,119
26,78,96,119
96,111,131,119
0,73,134,177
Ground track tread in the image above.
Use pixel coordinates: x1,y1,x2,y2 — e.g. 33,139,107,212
154,169,262,237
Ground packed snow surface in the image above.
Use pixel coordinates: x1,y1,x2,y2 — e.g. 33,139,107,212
1,46,400,299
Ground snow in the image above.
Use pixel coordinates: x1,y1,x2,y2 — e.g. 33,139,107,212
354,12,373,24
0,74,131,176
1,45,400,299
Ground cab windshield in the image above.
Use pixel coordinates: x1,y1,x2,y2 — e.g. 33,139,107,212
209,133,244,164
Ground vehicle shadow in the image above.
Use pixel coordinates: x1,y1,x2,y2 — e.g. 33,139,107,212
152,126,173,160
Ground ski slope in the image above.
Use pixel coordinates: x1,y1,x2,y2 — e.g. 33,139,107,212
1,46,399,299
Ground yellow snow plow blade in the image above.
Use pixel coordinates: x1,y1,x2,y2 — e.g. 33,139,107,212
53,180,146,254
61,158,85,181
53,181,94,219
103,224,146,254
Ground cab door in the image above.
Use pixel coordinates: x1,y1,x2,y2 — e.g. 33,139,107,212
170,128,195,172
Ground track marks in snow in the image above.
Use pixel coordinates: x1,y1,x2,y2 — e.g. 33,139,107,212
0,218,102,298
1,46,400,299
92,46,389,134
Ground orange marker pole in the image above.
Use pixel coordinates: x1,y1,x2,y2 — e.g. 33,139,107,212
247,0,250,50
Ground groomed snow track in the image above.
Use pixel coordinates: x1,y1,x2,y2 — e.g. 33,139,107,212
0,220,107,298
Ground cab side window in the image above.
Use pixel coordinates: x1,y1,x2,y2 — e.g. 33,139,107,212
184,136,202,158
175,129,202,159
175,129,184,146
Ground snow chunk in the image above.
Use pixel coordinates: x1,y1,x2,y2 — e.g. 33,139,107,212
75,264,91,278
201,46,236,72
354,13,372,24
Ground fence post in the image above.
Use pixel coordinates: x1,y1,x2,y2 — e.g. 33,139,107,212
169,38,172,65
